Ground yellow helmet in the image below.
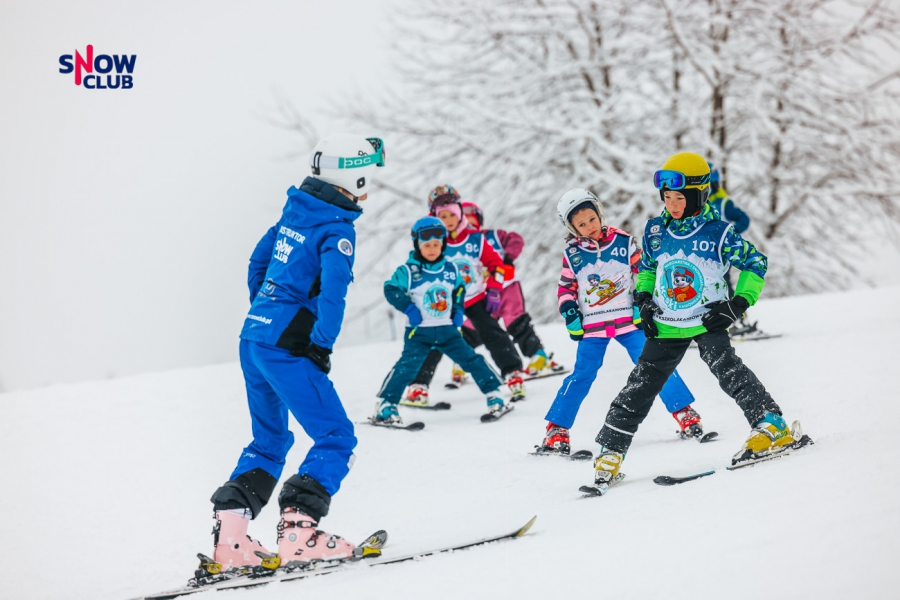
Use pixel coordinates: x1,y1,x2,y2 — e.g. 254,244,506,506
654,152,712,216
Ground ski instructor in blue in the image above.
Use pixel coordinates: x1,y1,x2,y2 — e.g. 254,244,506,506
206,134,385,574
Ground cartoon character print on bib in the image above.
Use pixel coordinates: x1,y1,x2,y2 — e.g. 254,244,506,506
661,260,703,309
585,273,628,307
423,286,450,317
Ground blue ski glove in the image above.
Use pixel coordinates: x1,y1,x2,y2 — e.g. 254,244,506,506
701,295,749,333
404,303,423,327
559,300,584,341
452,308,465,328
485,287,502,317
634,291,661,338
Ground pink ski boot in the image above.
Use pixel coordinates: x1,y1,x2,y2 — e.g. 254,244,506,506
212,509,273,571
277,508,356,566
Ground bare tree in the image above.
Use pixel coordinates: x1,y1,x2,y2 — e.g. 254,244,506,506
278,0,900,340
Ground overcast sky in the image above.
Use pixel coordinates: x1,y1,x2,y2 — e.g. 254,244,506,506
0,0,395,391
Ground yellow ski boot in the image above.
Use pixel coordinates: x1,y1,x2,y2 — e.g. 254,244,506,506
580,449,626,496
526,351,548,375
732,413,799,465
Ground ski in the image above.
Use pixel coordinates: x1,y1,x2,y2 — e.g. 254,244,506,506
360,418,425,431
136,517,537,598
727,434,813,470
399,400,451,410
480,404,515,423
731,332,783,343
522,368,570,382
529,448,593,461
444,381,465,390
653,433,814,486
133,530,388,600
653,470,715,486
677,430,718,443
579,473,626,497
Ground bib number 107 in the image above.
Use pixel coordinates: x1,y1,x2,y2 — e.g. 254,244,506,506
692,240,716,253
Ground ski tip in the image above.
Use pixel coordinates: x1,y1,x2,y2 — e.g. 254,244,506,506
699,431,719,443
514,515,538,537
653,475,678,486
578,485,607,497
360,529,388,550
406,422,426,431
570,450,594,460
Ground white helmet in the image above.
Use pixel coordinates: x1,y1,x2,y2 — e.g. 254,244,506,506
556,188,606,236
309,134,385,199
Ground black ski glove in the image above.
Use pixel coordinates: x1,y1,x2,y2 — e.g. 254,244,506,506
293,343,332,374
701,296,750,333
634,291,661,338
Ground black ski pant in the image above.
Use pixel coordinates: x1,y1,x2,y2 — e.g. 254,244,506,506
596,330,781,453
411,299,523,383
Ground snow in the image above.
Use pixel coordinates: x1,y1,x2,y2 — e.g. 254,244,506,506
2,286,898,599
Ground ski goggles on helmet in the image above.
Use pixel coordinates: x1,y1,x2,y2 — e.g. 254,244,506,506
310,137,386,173
428,185,460,208
415,226,447,242
462,204,479,215
653,169,710,190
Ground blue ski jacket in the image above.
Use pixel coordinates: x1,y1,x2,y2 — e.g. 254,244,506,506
240,177,362,351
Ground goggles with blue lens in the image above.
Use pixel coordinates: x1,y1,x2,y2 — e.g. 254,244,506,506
653,169,710,190
310,137,386,174
415,226,447,242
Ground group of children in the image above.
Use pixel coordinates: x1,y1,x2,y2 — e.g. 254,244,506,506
202,136,807,577
373,184,565,424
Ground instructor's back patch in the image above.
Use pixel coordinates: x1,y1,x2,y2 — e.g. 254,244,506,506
338,238,354,256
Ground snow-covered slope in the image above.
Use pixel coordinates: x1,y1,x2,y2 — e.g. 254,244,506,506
2,287,898,600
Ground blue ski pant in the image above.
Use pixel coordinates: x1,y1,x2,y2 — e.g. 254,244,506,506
378,325,502,402
544,329,694,429
230,339,357,497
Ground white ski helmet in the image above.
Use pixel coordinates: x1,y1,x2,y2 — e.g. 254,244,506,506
556,188,606,236
309,134,385,199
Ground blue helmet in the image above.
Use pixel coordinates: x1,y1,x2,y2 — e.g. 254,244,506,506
411,216,447,259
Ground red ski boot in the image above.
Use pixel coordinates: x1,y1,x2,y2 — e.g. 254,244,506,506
539,422,571,455
672,405,704,439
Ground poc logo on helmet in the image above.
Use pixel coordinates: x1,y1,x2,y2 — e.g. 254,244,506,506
343,156,374,168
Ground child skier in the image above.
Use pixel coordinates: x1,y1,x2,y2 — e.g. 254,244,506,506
373,217,509,424
707,161,758,337
206,134,385,574
537,189,702,456
585,152,809,495
407,200,563,403
405,186,527,402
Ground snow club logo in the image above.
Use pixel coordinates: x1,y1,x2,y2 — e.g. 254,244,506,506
58,44,136,89
274,238,294,263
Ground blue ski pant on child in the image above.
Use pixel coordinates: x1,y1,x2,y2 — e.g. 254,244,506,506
378,325,502,402
544,329,694,429
230,339,357,497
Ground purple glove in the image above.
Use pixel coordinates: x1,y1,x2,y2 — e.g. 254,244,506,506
485,287,502,317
